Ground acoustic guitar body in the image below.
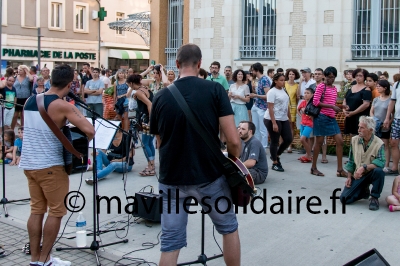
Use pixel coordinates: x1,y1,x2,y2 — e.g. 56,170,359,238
227,155,256,207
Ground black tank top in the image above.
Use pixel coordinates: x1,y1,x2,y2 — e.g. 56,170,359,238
136,87,153,117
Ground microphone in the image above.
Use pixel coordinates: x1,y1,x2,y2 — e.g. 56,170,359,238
67,92,87,106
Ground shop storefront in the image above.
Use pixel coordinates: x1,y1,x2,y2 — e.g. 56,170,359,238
107,49,149,73
1,47,98,71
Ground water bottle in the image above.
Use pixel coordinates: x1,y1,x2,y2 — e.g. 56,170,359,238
75,212,87,247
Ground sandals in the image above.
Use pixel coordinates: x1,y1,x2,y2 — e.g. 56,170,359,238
300,156,312,163
336,169,347,177
311,168,324,176
321,159,328,164
139,167,156,176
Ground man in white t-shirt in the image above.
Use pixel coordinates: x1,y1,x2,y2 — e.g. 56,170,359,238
100,69,111,89
299,67,316,98
384,80,400,175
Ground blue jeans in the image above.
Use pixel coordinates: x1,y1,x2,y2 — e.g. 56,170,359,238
142,134,155,161
96,150,132,180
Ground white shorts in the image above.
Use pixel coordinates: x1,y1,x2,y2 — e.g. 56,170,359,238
3,108,14,127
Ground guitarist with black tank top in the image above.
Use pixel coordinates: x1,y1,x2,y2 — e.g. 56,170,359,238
19,65,95,266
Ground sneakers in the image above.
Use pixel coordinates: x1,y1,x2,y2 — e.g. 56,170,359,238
272,163,284,172
51,257,71,266
85,179,93,185
384,169,399,176
30,257,71,266
369,197,379,211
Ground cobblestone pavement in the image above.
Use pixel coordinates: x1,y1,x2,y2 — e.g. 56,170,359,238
0,218,119,266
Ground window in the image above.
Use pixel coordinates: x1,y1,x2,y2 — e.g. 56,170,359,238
74,2,88,32
51,2,62,28
116,12,125,36
21,0,39,28
76,6,84,30
240,0,276,59
165,0,183,73
352,0,400,59
2,0,7,26
48,0,65,30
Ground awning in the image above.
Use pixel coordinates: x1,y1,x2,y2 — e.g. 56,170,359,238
108,49,149,60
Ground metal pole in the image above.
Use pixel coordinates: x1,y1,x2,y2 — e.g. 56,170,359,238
0,0,3,76
38,28,41,71
96,0,101,68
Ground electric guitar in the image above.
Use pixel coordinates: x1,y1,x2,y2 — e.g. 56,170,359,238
226,154,256,207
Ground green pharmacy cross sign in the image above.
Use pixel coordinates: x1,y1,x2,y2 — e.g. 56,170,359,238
99,7,107,21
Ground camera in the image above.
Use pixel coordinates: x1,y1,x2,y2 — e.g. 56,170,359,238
154,64,161,72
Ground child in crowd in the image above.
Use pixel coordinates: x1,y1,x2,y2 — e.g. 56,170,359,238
10,127,23,166
386,176,400,212
0,130,15,163
297,88,314,163
366,73,379,99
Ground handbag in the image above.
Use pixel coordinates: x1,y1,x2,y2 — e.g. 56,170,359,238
36,93,83,174
304,84,326,117
167,84,255,206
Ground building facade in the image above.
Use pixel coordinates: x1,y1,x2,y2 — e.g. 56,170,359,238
101,0,150,72
151,0,400,82
1,0,150,73
1,0,99,71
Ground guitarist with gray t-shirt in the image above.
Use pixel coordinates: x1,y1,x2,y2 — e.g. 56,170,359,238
238,121,269,184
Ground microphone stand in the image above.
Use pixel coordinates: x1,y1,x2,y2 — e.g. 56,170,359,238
0,99,30,217
177,211,223,265
56,100,134,266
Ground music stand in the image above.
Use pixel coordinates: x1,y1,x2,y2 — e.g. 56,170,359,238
177,211,223,266
56,101,134,266
0,99,30,217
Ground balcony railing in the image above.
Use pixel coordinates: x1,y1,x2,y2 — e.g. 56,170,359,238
351,43,400,60
164,47,179,73
239,45,276,59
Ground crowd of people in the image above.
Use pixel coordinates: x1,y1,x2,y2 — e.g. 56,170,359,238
3,42,399,265
2,59,400,211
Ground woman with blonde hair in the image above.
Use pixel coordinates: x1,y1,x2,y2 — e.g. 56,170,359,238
12,65,33,129
284,68,300,153
114,69,130,131
167,70,176,84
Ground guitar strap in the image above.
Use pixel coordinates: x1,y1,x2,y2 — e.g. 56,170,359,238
36,93,82,159
167,83,252,193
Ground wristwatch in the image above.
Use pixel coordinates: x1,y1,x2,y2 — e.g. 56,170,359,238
363,164,368,172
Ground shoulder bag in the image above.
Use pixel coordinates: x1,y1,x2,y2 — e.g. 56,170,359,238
304,84,326,118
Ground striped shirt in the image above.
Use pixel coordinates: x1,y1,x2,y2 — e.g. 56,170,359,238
313,83,337,118
19,95,64,170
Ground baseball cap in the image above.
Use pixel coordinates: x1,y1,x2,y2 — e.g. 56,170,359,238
300,67,312,73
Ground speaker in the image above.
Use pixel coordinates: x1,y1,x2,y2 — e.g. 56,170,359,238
344,249,390,266
70,127,89,174
134,192,161,222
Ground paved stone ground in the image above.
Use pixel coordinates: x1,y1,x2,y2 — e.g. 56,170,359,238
0,218,119,266
1,146,398,265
